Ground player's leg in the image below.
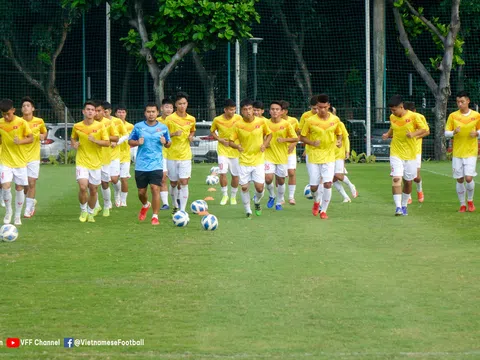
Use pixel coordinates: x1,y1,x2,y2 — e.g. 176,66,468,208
110,159,121,208
24,160,40,217
413,154,423,203
464,156,477,212
252,164,265,216
1,167,14,224
160,158,169,210
86,182,99,223
167,160,179,213
119,161,130,207
12,168,28,225
178,160,192,213
135,170,151,221
332,160,350,202
452,157,467,212
287,153,297,205
218,156,229,205
229,157,240,205
264,162,276,208
390,156,404,215
401,160,416,215
76,167,89,222
149,171,162,225
319,162,335,219
341,170,358,198
239,165,252,218
307,162,321,216
275,164,287,210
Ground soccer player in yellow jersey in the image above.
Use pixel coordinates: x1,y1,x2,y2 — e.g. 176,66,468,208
253,101,268,120
94,102,119,216
280,100,300,205
165,92,196,213
332,120,358,202
299,95,319,165
210,99,242,205
20,97,47,218
229,99,272,219
114,105,134,207
265,101,298,210
300,94,342,220
71,101,110,223
404,101,430,204
157,99,175,210
445,91,480,212
0,99,34,225
382,95,428,216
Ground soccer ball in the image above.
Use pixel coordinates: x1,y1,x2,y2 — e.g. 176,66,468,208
201,214,218,231
0,224,18,242
206,175,219,185
210,166,220,174
172,210,190,227
190,200,208,214
304,184,314,200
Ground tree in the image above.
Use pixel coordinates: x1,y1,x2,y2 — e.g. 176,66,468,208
390,0,462,160
0,0,91,122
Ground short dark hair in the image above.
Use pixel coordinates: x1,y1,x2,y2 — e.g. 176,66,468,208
270,100,283,108
224,99,236,108
310,95,319,106
279,100,290,110
388,94,403,107
403,101,415,111
83,100,96,109
21,96,35,108
175,92,189,102
115,104,127,112
0,99,14,113
456,90,470,99
102,101,112,110
241,99,254,108
93,100,104,109
252,100,264,109
316,94,330,104
161,98,174,106
144,102,159,111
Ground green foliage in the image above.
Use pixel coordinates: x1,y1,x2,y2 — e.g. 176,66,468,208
58,149,77,164
48,155,59,165
348,150,366,164
365,154,376,163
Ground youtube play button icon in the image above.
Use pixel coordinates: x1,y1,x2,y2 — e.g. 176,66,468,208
6,338,20,348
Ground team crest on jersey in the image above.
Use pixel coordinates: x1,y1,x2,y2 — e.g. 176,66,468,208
330,122,334,126
255,125,260,128
13,126,18,129
406,119,411,123
156,128,161,132
92,129,97,133
280,126,284,130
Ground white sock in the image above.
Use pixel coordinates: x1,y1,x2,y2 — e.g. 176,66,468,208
288,185,296,199
3,189,12,213
120,192,128,204
254,190,264,204
179,185,189,212
456,182,466,205
343,176,352,186
230,187,238,198
169,185,178,208
80,202,88,212
313,185,324,203
87,206,94,214
401,193,410,207
333,181,349,200
101,187,111,208
266,183,275,198
95,199,100,209
416,180,423,192
321,187,332,212
112,182,121,198
152,213,158,219
160,191,169,206
221,186,228,196
241,190,251,213
25,197,35,212
15,190,25,217
393,194,402,208
465,181,475,201
277,184,285,204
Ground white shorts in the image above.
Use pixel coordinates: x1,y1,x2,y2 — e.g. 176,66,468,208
452,156,477,179
167,159,192,181
218,156,240,176
287,154,297,170
416,154,422,169
307,162,335,185
27,160,40,179
163,158,168,173
389,156,417,181
109,159,120,178
101,164,110,182
120,162,131,178
265,161,287,178
334,159,346,174
130,146,138,162
239,164,265,185
1,166,28,186
76,166,101,186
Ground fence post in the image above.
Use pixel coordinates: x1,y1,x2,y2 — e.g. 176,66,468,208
65,105,68,164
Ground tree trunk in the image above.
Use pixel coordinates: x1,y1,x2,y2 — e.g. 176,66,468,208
47,86,73,123
154,76,164,107
433,93,448,160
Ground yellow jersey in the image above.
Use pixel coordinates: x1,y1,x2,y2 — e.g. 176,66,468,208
120,120,134,163
389,110,429,160
24,116,47,162
414,113,430,155
0,116,33,168
111,116,126,161
72,120,109,170
97,117,118,165
446,109,480,158
157,116,170,160
210,114,242,158
335,121,350,160
230,116,272,166
265,119,297,164
300,110,316,157
165,112,196,161
300,113,342,164
285,116,300,133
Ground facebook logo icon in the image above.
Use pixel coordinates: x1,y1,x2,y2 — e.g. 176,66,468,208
64,338,74,348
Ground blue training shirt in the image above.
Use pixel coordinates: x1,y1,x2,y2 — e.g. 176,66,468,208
129,120,171,172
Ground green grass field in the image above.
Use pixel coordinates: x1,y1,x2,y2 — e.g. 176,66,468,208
0,162,479,359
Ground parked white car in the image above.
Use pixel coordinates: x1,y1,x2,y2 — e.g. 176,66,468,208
40,123,74,162
191,121,218,163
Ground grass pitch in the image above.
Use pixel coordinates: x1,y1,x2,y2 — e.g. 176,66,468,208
0,162,479,359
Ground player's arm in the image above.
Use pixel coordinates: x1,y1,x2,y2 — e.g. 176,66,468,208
40,121,48,141
89,129,110,147
228,129,243,152
16,133,33,145
71,127,79,149
128,126,142,146
444,115,458,138
279,124,299,144
160,128,172,148
382,128,393,140
109,124,120,144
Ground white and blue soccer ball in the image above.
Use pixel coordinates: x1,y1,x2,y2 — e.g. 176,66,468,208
0,224,18,242
172,210,190,227
201,214,218,231
190,200,208,214
206,175,219,185
210,166,220,174
304,184,314,200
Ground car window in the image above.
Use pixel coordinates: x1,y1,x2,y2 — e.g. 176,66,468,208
54,127,73,141
195,126,212,137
